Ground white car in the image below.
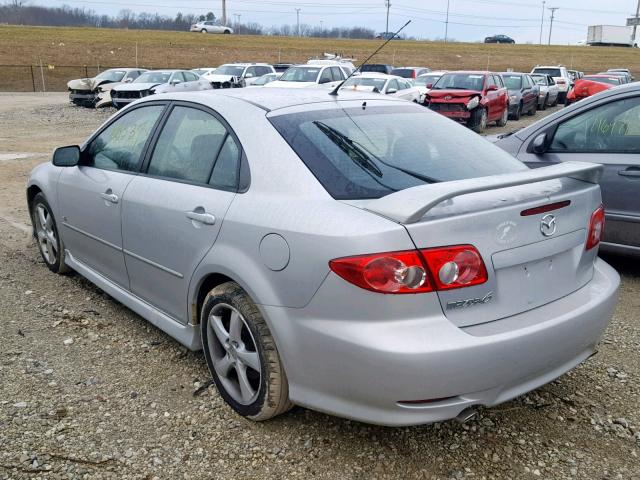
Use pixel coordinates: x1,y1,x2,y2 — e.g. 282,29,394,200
340,73,421,102
203,63,275,88
413,71,447,104
190,21,233,34
191,68,218,77
265,64,346,89
246,72,282,87
531,73,560,109
306,59,356,77
530,65,572,104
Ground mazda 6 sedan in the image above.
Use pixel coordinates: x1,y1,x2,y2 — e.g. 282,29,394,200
27,88,619,426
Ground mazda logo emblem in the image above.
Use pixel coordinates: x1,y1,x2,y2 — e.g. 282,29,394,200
540,214,557,237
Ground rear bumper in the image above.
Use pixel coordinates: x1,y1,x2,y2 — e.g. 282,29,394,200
262,258,619,426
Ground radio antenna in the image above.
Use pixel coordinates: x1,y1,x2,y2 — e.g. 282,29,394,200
329,20,411,96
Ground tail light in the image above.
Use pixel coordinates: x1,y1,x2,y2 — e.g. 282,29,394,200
586,205,605,250
329,245,487,294
556,79,566,84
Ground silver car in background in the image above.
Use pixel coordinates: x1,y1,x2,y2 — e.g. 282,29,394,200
531,73,560,109
27,89,619,426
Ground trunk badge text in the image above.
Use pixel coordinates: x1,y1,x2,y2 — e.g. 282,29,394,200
446,291,494,310
540,214,557,237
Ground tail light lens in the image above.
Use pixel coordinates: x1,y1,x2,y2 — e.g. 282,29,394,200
586,205,605,250
329,245,487,294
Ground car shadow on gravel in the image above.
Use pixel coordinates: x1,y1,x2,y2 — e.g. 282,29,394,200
600,252,640,278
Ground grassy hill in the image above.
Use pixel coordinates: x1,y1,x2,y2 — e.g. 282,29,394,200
0,25,637,91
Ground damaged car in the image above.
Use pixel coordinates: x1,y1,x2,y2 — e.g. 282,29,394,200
110,70,212,109
426,71,509,132
202,63,275,88
68,68,147,107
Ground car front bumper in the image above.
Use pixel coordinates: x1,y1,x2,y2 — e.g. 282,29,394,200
69,91,97,105
261,258,619,426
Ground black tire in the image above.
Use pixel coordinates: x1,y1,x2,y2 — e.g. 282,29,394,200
558,91,567,104
551,95,559,107
30,193,70,274
201,29,208,33
511,103,522,121
223,30,231,34
496,106,508,127
467,107,487,133
201,282,293,421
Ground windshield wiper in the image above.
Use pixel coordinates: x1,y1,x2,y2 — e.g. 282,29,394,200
314,121,439,185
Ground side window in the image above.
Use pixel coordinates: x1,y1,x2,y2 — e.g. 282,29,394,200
256,66,270,76
332,66,345,80
387,79,399,92
186,72,199,82
147,106,228,184
85,105,164,172
210,135,240,190
319,68,333,84
245,66,257,78
397,80,409,90
550,96,640,153
548,76,555,85
486,75,496,88
126,70,140,80
172,72,186,83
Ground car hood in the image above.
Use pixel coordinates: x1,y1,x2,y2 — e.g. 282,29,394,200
114,82,161,92
67,77,108,91
427,89,480,100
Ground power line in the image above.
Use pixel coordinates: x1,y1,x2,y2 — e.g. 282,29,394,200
548,7,558,45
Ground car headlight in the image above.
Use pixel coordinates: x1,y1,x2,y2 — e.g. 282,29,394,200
466,96,480,110
509,95,517,102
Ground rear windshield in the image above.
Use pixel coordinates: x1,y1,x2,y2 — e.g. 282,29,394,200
502,75,523,90
342,77,387,91
532,68,561,77
269,105,527,200
361,64,390,73
390,68,415,78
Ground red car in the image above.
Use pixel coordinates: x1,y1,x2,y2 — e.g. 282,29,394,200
566,76,617,105
425,71,509,132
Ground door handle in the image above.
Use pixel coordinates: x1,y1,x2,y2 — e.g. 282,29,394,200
186,211,216,225
618,169,640,178
100,191,119,204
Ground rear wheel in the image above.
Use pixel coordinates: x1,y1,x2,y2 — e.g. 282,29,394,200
558,91,567,104
511,103,522,121
528,100,537,116
201,282,293,421
467,107,487,133
223,30,231,34
496,106,508,127
201,29,208,33
540,94,548,110
31,193,69,274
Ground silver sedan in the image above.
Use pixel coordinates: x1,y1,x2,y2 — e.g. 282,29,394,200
27,89,619,426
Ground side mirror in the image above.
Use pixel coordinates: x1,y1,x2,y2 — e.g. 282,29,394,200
244,73,254,79
52,145,80,167
531,133,548,154
486,85,498,92
170,79,182,86
124,77,133,83
318,78,331,84
426,83,433,89
386,88,398,94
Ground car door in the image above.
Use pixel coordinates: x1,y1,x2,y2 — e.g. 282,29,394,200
121,103,240,322
57,103,167,288
484,75,498,120
522,75,535,110
181,71,201,90
167,71,185,92
517,93,640,249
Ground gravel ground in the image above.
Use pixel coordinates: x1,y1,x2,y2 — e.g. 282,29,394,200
0,94,639,480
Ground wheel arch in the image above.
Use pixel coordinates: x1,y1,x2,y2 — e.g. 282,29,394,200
191,272,236,325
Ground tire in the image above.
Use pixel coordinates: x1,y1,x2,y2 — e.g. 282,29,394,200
541,94,548,110
201,29,208,33
30,193,70,274
511,103,522,121
496,106,508,127
558,91,567,104
201,282,293,421
528,100,537,116
467,107,487,133
223,30,231,34
551,95,559,107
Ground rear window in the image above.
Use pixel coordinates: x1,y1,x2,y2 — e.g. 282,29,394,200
361,64,390,73
269,105,527,200
532,68,561,77
390,68,415,78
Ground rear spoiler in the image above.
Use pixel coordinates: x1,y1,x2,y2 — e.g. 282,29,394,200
364,161,603,224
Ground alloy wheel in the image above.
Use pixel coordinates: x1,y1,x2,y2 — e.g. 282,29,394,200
207,303,261,405
34,204,57,264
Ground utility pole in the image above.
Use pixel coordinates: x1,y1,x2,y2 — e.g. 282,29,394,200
539,0,545,45
385,0,391,35
548,7,558,45
632,0,640,45
444,0,450,43
320,20,323,32
295,8,301,37
221,0,227,25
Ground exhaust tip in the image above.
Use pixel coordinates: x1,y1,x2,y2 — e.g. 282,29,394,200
455,407,478,424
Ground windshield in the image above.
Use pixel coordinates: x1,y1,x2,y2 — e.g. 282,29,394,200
95,70,127,82
269,104,527,200
532,75,547,85
279,67,321,82
532,68,561,77
414,74,441,86
214,65,246,76
432,73,485,91
253,74,276,85
502,75,523,90
342,77,387,91
135,72,172,84
584,76,620,85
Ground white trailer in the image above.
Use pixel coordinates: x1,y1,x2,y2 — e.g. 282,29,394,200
587,25,636,47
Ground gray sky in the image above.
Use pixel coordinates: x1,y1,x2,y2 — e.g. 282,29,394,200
42,0,639,44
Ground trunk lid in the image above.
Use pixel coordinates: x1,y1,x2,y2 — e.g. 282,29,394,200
363,162,603,328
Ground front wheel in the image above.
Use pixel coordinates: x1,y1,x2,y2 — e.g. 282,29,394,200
201,282,293,421
31,193,69,274
467,107,487,133
540,94,548,110
528,100,537,116
496,106,508,127
201,29,208,33
223,30,231,34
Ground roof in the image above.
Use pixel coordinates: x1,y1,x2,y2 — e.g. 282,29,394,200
156,87,402,112
219,63,271,67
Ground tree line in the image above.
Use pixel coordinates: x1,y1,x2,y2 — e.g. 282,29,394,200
0,2,377,39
